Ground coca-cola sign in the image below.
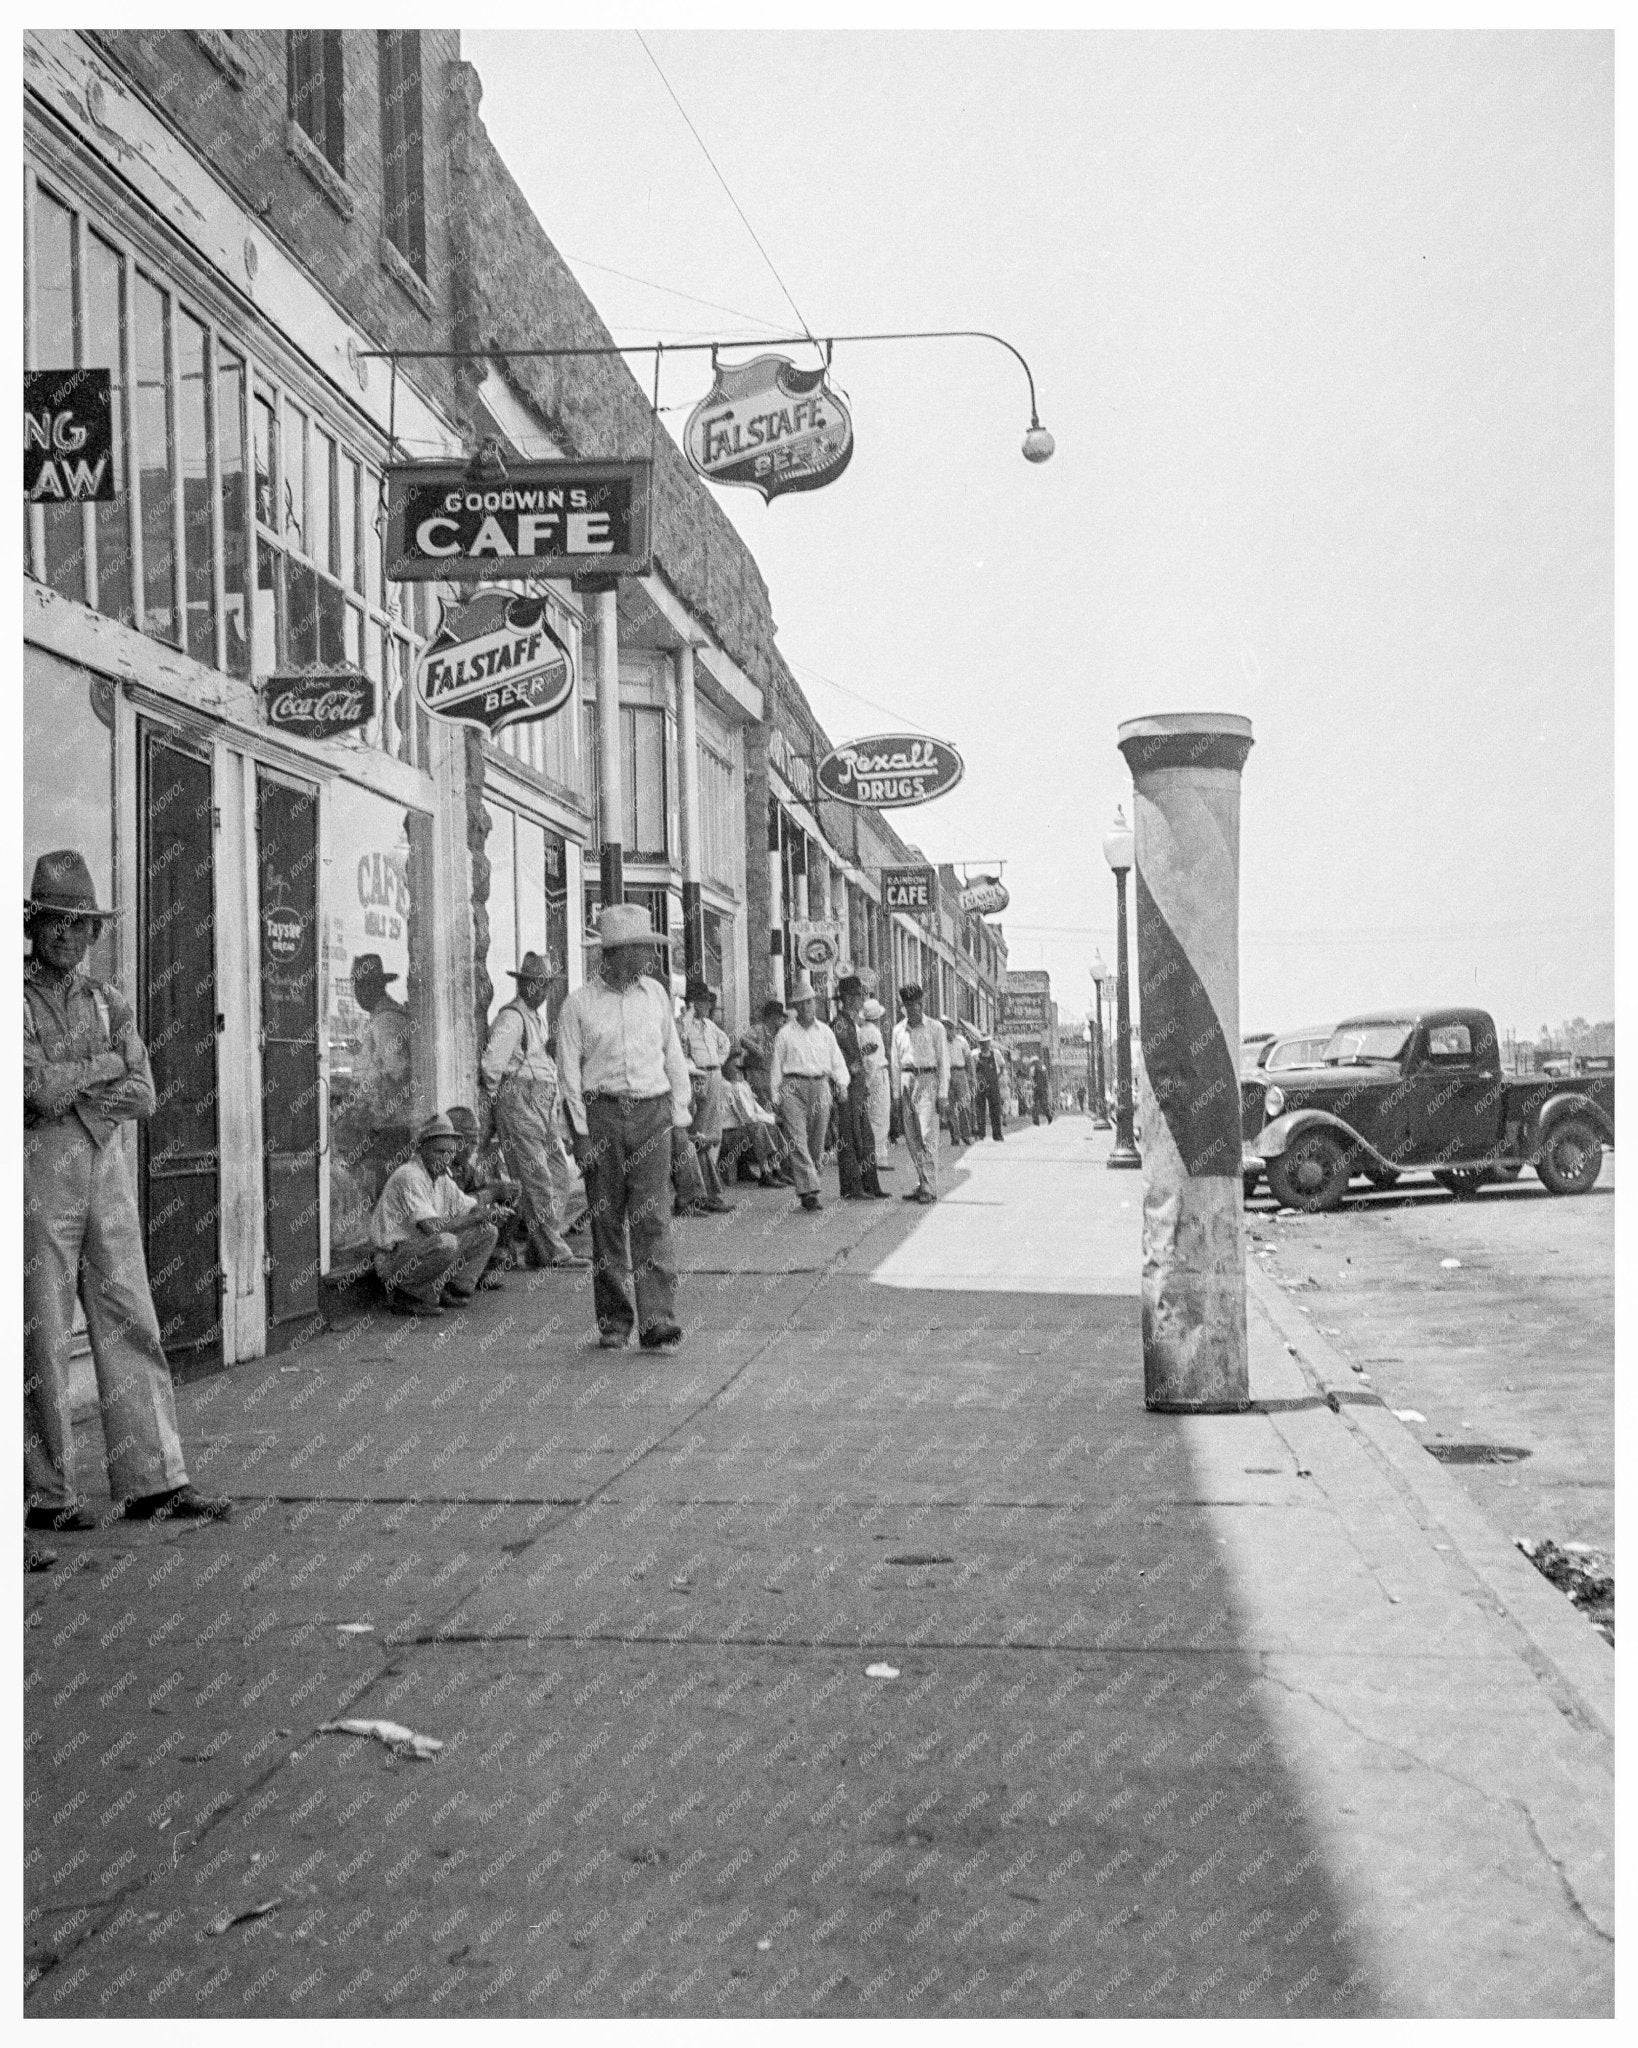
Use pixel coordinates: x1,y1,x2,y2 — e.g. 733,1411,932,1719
265,668,375,741
815,734,964,810
684,354,853,502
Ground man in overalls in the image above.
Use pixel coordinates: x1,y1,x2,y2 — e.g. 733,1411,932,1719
480,950,588,1269
23,850,231,1551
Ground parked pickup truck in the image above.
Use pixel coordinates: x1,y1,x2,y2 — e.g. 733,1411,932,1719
1252,1008,1614,1212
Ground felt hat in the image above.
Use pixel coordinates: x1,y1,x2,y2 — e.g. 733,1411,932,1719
444,1106,480,1136
352,952,399,985
416,1113,459,1145
25,849,119,920
684,976,716,1005
596,902,667,950
790,972,817,1002
509,951,553,982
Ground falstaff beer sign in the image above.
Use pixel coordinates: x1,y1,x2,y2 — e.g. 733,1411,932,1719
414,589,576,738
684,354,853,501
959,876,1010,916
384,458,651,581
816,734,964,810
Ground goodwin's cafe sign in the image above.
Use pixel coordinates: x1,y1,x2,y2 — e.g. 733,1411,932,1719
384,459,651,581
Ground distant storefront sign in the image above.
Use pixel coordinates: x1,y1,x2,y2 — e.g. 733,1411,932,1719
792,921,843,973
768,726,815,803
25,368,115,502
264,667,376,741
684,354,853,501
816,735,964,810
414,589,576,738
1000,988,1050,1034
959,876,1010,916
883,866,937,914
384,459,651,581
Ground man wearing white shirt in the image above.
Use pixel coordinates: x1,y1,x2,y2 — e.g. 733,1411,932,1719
891,983,949,1204
679,977,736,1214
480,950,587,1269
555,904,693,1350
944,1018,975,1146
770,973,850,1212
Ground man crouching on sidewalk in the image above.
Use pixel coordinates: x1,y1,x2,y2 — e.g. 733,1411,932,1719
370,1114,509,1318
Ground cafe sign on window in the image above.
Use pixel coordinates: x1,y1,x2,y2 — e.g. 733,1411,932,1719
384,458,651,581
25,368,115,502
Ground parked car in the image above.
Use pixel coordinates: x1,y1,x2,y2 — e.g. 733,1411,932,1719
1252,1008,1614,1212
1242,1024,1341,1194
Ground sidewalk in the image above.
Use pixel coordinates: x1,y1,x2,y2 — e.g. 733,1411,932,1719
25,1119,1612,2017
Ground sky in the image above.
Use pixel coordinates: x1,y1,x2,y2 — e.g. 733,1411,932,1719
465,29,1613,1045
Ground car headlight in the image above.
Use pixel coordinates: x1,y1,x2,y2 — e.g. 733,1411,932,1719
1265,1085,1285,1118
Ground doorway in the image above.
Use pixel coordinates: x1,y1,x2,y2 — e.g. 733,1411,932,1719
257,768,323,1350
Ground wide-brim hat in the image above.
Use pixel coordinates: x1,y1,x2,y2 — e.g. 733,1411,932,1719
26,849,119,920
856,968,880,996
352,952,400,985
596,903,668,950
860,998,885,1021
509,951,553,982
416,1113,459,1145
684,976,718,1005
790,972,817,1002
444,1106,480,1135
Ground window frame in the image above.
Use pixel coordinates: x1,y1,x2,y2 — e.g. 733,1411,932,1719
287,31,346,177
378,30,427,280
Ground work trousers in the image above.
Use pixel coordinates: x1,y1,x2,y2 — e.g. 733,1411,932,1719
948,1070,974,1145
375,1223,498,1305
866,1066,892,1156
24,1118,189,1509
584,1094,679,1338
973,1071,1005,1141
836,1074,883,1196
778,1074,832,1197
901,1074,941,1196
493,1078,577,1261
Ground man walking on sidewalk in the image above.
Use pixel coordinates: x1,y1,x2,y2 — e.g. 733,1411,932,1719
833,975,891,1200
679,978,736,1213
945,1020,975,1145
973,1036,1005,1141
771,972,850,1212
370,1114,508,1316
556,904,691,1350
480,952,588,1269
891,983,949,1203
23,851,233,1537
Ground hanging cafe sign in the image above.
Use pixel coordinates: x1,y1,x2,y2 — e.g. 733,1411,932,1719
882,866,937,915
684,354,853,502
413,588,576,738
816,735,964,810
384,458,651,582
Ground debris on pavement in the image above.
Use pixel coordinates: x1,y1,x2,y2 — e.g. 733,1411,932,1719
1516,1538,1614,1646
1392,1409,1427,1422
1440,1258,1462,1269
334,1621,374,1635
318,1717,444,1760
206,1898,283,1937
864,1663,900,1679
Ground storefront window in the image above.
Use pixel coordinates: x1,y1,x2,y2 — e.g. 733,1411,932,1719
24,647,116,984
32,187,88,605
487,799,570,1027
323,780,436,1261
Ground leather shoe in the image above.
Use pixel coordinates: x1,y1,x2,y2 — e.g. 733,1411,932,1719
26,1502,97,1532
25,1542,57,1571
598,1328,631,1349
386,1293,443,1318
548,1252,591,1267
639,1322,683,1350
702,1197,735,1214
124,1484,233,1523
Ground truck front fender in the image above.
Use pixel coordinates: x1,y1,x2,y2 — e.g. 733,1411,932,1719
1255,1108,1397,1172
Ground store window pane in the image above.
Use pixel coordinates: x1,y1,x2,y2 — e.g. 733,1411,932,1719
317,575,347,668
324,781,434,1260
486,802,517,1024
177,311,215,666
216,345,249,675
24,647,117,982
312,429,334,578
364,476,382,606
284,403,307,554
516,815,548,963
33,189,88,604
543,831,569,1027
255,538,280,677
133,273,177,642
83,232,133,626
253,387,277,529
287,556,320,667
624,705,667,859
339,454,359,591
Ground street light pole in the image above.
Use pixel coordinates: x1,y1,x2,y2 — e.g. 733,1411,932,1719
1103,809,1141,1169
1089,954,1111,1129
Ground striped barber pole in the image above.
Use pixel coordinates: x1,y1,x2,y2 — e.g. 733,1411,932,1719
1117,714,1255,1410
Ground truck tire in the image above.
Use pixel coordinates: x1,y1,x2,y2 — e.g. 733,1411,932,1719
1266,1130,1352,1213
1434,1170,1487,1199
1535,1117,1603,1196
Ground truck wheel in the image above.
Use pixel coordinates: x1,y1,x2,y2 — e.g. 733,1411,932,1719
1535,1117,1603,1195
1266,1130,1351,1213
1434,1170,1487,1199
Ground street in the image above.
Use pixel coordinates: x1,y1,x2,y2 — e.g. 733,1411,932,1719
1247,1161,1615,1564
24,1127,1614,2020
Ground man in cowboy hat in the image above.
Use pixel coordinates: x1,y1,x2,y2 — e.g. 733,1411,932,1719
23,849,231,1535
480,949,588,1270
339,952,414,1202
445,1105,523,1287
770,972,850,1212
833,974,891,1201
679,976,735,1214
555,903,692,1350
891,983,950,1203
369,1113,509,1316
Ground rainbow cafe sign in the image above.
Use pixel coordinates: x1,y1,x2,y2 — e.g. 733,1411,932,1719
685,354,853,502
816,735,964,810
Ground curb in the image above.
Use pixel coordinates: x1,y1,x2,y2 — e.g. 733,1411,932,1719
1245,1257,1614,1742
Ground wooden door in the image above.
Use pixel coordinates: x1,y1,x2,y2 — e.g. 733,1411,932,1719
257,769,323,1349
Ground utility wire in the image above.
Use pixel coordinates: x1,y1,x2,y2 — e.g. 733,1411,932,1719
634,31,817,345
561,254,789,333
